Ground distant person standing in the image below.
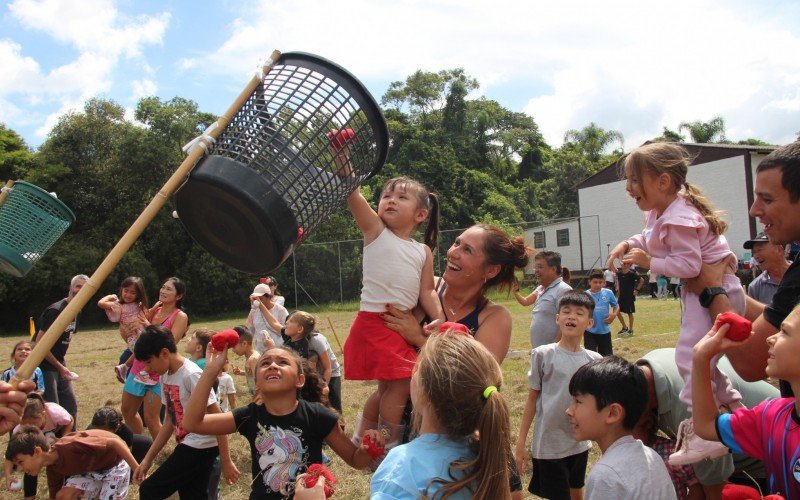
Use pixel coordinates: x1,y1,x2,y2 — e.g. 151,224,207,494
615,263,642,337
744,232,789,305
603,268,615,291
36,274,88,429
648,270,658,298
515,251,572,347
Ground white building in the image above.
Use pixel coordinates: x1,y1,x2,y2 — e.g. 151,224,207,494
526,143,776,273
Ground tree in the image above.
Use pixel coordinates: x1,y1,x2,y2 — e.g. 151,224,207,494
678,116,726,143
0,124,35,181
652,126,685,143
563,123,624,162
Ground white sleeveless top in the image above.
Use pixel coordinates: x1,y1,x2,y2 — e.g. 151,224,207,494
360,228,427,313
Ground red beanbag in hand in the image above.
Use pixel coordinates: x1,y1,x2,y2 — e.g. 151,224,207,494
303,464,336,498
363,434,385,458
211,329,240,351
714,312,752,341
326,128,356,150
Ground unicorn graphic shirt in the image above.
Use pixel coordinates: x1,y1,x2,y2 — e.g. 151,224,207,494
233,400,339,499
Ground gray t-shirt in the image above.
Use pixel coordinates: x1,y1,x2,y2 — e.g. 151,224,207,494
527,343,600,459
529,277,572,348
308,332,341,378
586,435,676,500
747,271,780,305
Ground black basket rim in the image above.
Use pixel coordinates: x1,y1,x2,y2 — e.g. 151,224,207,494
276,51,389,181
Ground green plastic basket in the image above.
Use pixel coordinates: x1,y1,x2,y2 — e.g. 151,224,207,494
0,181,75,277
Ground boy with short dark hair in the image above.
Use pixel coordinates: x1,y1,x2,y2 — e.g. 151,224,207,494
132,325,240,499
6,425,138,499
515,290,602,500
230,326,259,396
585,268,619,356
186,327,214,369
567,356,676,499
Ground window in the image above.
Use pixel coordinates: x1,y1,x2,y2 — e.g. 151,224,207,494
557,229,570,247
533,231,546,248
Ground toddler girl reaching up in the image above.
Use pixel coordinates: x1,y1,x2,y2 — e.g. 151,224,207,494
607,142,745,466
98,276,156,386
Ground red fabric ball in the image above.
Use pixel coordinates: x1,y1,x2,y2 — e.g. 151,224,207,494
714,312,752,342
363,434,385,458
326,128,356,149
304,464,336,498
439,321,470,336
211,329,239,351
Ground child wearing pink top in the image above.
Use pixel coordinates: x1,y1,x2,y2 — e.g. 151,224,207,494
608,142,745,466
692,303,800,499
98,277,159,386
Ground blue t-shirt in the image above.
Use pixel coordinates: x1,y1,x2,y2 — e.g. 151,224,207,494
586,288,618,334
371,433,475,499
2,366,45,393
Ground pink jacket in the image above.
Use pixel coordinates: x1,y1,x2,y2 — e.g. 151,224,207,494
626,196,734,279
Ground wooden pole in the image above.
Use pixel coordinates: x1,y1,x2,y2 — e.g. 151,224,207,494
0,180,14,208
13,51,283,385
325,316,344,354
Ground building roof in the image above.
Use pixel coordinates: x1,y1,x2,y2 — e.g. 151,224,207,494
576,142,777,190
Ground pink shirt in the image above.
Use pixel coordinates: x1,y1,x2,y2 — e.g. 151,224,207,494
626,196,733,279
718,398,800,498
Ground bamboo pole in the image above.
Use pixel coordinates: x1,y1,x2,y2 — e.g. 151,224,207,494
0,180,14,208
12,50,282,386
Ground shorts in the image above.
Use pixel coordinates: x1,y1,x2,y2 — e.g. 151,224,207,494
528,450,589,500
618,297,635,314
343,311,417,380
63,459,130,499
123,371,162,398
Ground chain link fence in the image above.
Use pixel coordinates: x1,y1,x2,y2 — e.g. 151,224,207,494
285,217,603,308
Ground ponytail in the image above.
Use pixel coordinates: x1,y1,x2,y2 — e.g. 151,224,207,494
683,182,728,235
419,333,513,500
424,192,440,251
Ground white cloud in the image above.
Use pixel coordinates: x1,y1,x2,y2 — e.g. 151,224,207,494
131,79,157,100
179,0,800,147
3,0,170,137
0,39,44,94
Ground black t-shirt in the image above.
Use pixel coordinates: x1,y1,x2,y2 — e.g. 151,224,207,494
37,299,79,372
616,270,641,300
281,330,310,359
763,259,800,397
232,400,338,499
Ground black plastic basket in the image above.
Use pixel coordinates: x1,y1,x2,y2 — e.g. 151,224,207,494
174,52,388,274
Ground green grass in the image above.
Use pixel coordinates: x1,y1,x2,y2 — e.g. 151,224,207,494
0,296,682,499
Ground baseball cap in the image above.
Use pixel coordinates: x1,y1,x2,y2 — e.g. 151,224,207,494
743,232,769,250
252,283,271,296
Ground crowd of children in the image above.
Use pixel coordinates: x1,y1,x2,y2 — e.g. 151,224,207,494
4,143,800,499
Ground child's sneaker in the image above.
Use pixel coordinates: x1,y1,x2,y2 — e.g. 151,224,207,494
134,371,158,386
624,329,635,338
617,328,629,336
114,364,129,383
668,418,729,466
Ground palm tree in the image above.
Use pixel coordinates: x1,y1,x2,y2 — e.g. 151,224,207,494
563,123,624,162
678,116,726,143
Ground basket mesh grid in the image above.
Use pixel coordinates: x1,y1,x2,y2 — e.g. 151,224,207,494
0,182,74,269
211,56,384,240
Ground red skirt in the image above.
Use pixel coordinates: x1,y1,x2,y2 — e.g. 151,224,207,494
343,311,417,381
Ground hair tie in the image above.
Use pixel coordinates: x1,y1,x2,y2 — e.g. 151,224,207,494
483,386,498,399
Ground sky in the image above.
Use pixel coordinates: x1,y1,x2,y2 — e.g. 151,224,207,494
1,0,799,150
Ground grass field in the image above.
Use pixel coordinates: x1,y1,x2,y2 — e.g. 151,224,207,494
0,295,683,499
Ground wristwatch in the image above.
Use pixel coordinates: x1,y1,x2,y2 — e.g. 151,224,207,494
699,287,727,308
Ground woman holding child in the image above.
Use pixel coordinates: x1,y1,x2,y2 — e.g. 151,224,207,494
382,224,529,363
